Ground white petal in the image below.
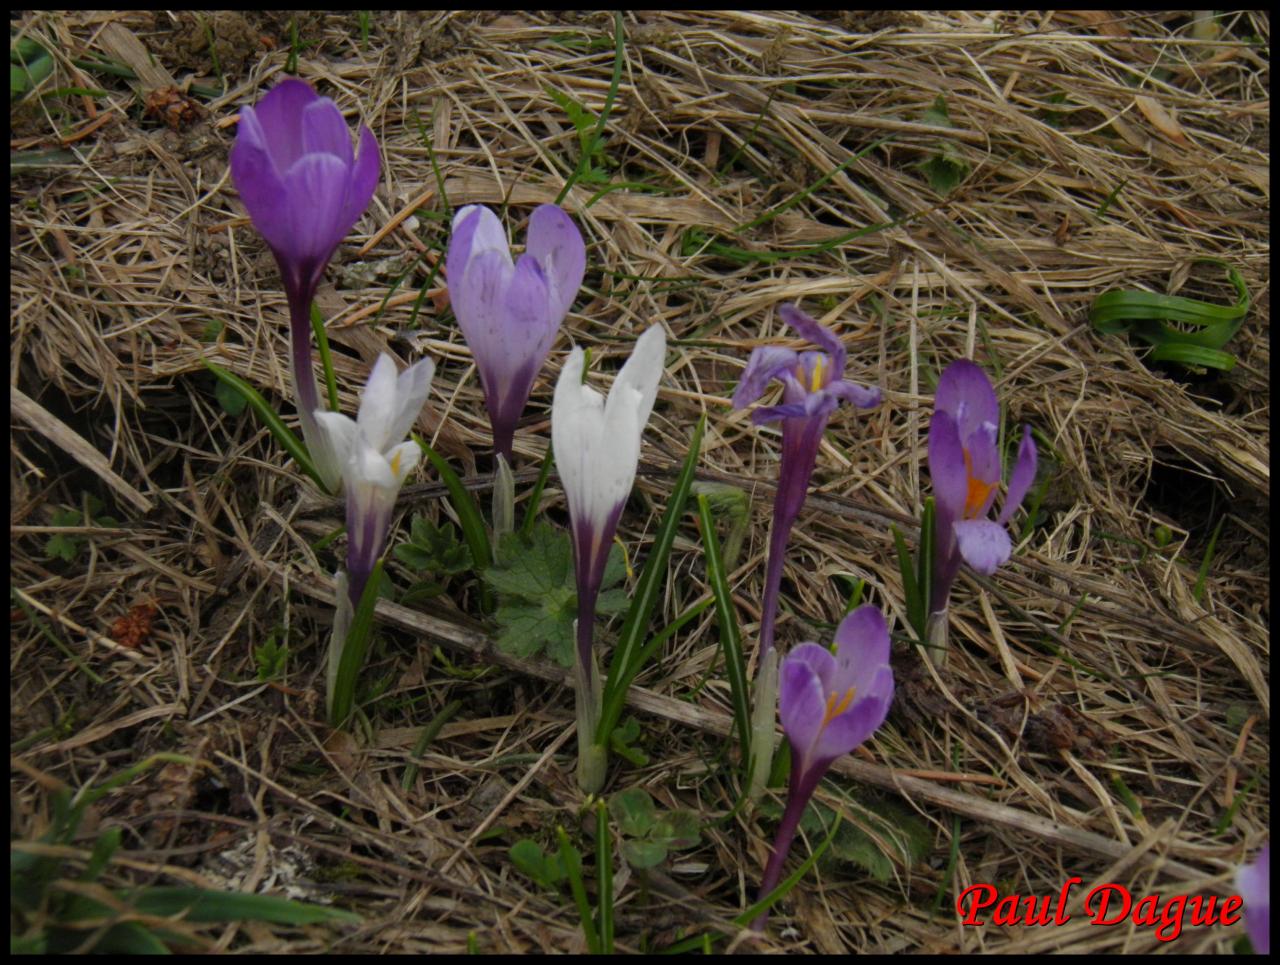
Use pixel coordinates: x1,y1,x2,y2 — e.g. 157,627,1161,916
384,356,435,448
384,440,421,485
552,346,606,526
613,324,666,430
453,204,511,261
312,410,358,484
356,354,400,451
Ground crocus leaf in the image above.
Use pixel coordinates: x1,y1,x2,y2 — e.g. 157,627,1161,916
414,436,493,576
202,359,327,492
329,558,385,727
128,886,360,925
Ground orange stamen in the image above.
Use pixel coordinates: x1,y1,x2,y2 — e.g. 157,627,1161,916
962,448,996,518
822,686,856,726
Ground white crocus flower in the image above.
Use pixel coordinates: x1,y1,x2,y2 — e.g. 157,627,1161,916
551,323,666,792
315,353,434,722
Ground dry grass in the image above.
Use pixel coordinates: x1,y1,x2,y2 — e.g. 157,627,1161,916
10,9,1269,954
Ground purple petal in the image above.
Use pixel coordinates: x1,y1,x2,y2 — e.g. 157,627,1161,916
827,379,882,409
301,96,354,168
784,641,837,692
249,78,320,170
230,114,291,252
814,667,893,762
779,645,830,764
281,153,352,266
998,424,1038,526
928,410,969,521
954,519,1012,575
963,422,1001,517
451,247,516,355
831,604,890,696
732,346,799,409
778,303,845,376
524,204,586,322
936,359,998,442
1237,844,1270,955
340,123,381,235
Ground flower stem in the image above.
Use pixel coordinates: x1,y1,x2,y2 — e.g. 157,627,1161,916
752,763,815,932
747,645,780,800
572,625,605,794
925,609,949,670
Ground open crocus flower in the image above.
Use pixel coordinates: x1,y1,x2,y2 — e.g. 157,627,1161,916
230,78,380,492
732,303,881,796
1237,844,1270,954
754,605,894,930
552,323,666,792
315,354,435,605
927,359,1037,611
448,204,586,460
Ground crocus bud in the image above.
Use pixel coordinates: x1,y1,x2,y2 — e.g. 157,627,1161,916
230,78,380,491
447,204,586,460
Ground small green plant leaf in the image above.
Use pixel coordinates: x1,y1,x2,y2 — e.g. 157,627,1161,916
608,787,658,838
214,377,249,416
920,141,969,195
254,631,289,682
653,810,700,850
394,513,472,575
922,93,953,128
621,838,668,870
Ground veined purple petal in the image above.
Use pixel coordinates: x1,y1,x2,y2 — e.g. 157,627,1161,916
281,152,354,267
814,666,892,762
827,379,882,409
831,605,891,696
936,359,998,442
928,410,969,521
524,204,586,322
779,646,830,767
998,424,1038,526
229,119,291,253
248,78,319,170
301,96,355,168
953,519,1012,575
778,303,845,376
732,346,800,409
341,123,381,235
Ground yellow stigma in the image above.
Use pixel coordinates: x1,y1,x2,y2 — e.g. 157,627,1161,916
822,686,856,726
809,355,826,391
390,448,403,477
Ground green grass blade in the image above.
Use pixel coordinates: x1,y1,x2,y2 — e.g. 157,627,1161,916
892,524,923,641
694,494,751,761
917,497,935,628
413,436,494,573
596,800,614,953
402,699,463,790
1192,515,1226,604
555,11,625,205
201,359,328,492
520,445,556,538
129,886,360,925
329,559,386,727
556,826,600,954
596,415,705,746
309,303,340,412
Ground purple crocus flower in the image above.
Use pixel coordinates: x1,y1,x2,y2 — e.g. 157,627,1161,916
230,78,380,492
733,303,880,795
927,359,1037,615
1237,844,1270,954
447,204,586,460
733,303,880,654
754,605,894,930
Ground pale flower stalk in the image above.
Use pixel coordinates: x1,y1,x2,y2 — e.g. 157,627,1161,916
316,353,435,720
552,324,666,792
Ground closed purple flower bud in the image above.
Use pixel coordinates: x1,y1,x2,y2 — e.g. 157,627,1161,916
448,204,586,460
230,78,380,490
